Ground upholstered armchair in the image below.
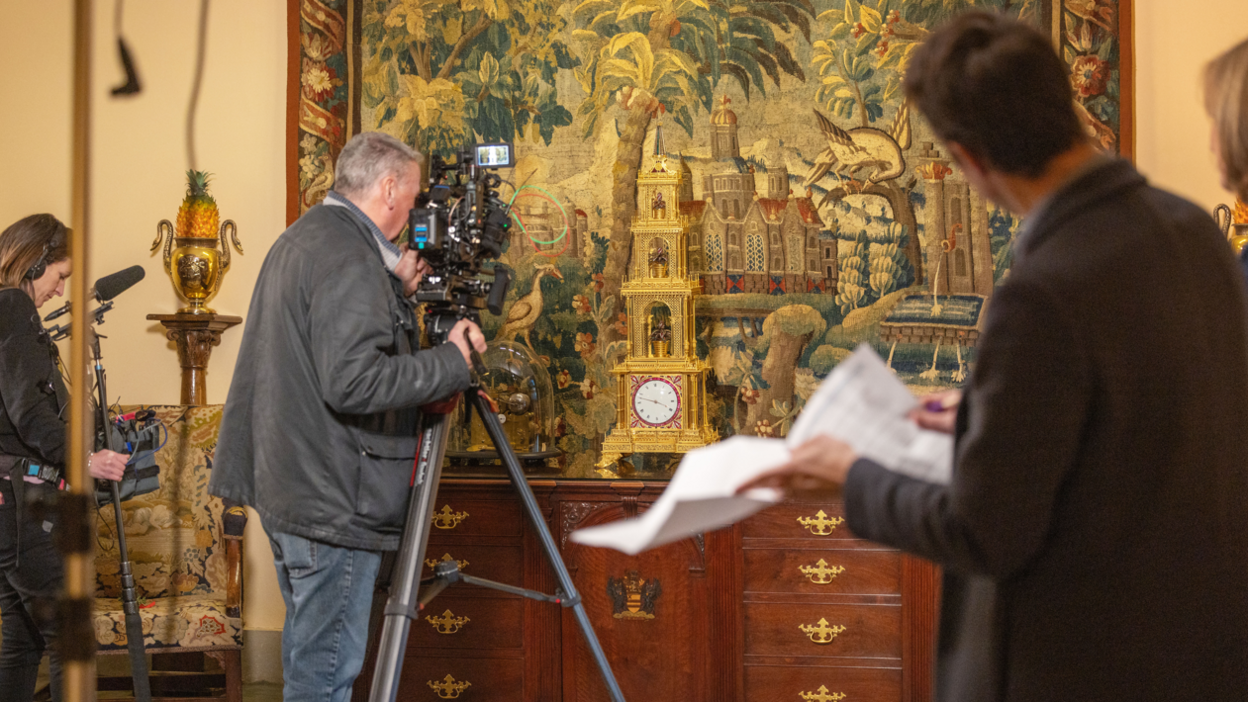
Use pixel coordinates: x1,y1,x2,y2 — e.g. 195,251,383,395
93,405,246,702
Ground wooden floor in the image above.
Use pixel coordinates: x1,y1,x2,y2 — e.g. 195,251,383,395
78,682,279,702
240,683,281,702
33,662,280,702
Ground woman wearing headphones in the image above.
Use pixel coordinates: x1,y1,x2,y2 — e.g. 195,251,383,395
0,214,128,702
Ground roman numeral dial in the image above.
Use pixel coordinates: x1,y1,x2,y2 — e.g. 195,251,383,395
632,378,680,426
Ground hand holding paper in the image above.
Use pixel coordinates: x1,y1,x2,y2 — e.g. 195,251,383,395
736,434,858,497
570,345,955,554
785,345,954,485
568,436,791,555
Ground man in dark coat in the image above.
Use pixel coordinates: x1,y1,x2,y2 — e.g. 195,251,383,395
741,12,1248,702
209,131,486,702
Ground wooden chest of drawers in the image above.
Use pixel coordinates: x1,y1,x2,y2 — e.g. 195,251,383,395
739,498,936,702
354,479,936,702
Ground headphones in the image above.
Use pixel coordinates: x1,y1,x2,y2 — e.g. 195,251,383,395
24,241,52,282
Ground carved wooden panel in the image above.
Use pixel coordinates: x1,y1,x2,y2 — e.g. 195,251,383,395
556,493,720,702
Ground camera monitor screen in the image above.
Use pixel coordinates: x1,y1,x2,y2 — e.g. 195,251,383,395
475,143,513,168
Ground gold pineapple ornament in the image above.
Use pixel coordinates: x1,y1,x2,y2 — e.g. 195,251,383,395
597,125,718,471
152,170,243,314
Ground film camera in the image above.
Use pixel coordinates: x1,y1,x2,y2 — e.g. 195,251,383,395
371,141,627,702
408,142,515,341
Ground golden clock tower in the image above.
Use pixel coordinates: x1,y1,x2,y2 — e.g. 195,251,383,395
598,127,718,470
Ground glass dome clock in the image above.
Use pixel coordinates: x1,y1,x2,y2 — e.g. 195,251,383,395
449,339,557,467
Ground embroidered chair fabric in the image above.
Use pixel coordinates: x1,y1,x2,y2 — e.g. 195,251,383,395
92,404,245,701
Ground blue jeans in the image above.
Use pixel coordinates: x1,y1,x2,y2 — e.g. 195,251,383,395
266,527,382,702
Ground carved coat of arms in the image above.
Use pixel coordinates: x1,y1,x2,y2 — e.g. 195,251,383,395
607,570,661,620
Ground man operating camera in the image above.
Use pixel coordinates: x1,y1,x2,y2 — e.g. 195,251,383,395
210,131,486,702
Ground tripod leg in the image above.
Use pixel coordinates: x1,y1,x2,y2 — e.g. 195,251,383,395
110,481,152,702
368,413,453,702
467,392,627,702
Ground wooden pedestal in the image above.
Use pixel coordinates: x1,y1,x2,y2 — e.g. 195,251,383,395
147,313,242,405
354,478,938,702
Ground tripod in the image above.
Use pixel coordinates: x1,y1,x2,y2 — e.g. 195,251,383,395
89,329,153,702
367,368,627,702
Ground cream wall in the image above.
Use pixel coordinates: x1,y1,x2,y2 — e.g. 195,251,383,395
0,0,287,634
1135,0,1248,211
2,0,1247,655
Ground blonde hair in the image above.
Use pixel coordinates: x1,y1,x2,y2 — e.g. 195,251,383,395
1206,37,1248,201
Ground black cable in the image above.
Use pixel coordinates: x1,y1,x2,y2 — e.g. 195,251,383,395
187,0,211,170
110,0,142,96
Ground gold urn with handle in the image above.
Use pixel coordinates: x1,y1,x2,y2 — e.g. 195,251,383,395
1215,200,1248,254
151,170,243,314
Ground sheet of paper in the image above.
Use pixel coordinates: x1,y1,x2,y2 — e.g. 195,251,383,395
569,436,788,555
570,345,954,554
789,344,953,485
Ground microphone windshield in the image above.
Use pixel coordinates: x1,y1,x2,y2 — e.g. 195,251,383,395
94,265,146,301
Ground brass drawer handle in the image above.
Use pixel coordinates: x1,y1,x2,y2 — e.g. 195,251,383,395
427,610,470,635
799,617,846,644
432,505,469,529
425,553,470,572
800,686,846,701
799,559,845,584
797,510,844,536
428,674,472,699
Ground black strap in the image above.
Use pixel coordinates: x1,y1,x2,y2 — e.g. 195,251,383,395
5,458,27,570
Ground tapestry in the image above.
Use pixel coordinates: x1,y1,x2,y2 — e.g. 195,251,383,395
288,0,1133,477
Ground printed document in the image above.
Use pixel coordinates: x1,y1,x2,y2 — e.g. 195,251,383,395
787,343,954,484
570,345,954,555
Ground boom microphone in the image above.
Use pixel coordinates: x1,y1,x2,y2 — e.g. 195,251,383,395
94,265,145,301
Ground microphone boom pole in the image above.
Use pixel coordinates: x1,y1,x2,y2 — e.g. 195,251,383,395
90,332,153,702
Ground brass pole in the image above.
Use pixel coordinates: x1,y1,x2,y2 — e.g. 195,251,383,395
65,0,97,699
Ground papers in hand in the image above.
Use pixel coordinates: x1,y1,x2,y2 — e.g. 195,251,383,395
570,345,954,555
568,436,790,555
788,344,953,485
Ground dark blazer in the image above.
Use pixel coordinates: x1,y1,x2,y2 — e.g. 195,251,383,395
844,159,1248,701
0,288,67,467
209,203,470,551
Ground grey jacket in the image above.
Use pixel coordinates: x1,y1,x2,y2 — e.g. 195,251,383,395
845,159,1248,701
209,203,470,551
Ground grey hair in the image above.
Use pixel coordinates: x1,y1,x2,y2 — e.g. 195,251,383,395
1206,36,1248,201
332,131,423,198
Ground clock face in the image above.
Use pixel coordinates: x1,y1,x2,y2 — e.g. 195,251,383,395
632,377,681,427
